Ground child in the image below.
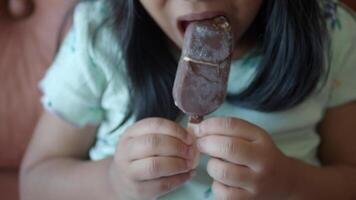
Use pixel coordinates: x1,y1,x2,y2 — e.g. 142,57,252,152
20,0,356,199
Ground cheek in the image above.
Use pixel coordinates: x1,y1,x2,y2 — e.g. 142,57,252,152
240,0,263,23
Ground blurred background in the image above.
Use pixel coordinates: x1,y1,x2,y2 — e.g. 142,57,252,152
0,0,355,199
0,0,77,199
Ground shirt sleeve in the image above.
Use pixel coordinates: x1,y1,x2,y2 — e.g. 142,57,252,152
327,4,356,108
39,1,110,127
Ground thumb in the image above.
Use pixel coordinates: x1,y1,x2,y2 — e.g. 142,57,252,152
187,115,203,138
187,122,200,139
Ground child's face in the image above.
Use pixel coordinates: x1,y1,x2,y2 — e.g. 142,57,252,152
140,0,263,58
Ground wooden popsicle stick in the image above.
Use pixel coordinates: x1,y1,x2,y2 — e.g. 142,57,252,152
187,116,202,169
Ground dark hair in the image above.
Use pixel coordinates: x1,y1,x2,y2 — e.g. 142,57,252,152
226,0,329,111
110,0,180,121
109,0,328,121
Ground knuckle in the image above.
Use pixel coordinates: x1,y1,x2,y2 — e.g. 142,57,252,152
147,158,160,176
223,117,234,130
144,134,161,147
221,140,238,156
159,180,174,192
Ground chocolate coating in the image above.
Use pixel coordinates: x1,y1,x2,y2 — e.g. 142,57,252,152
173,16,234,121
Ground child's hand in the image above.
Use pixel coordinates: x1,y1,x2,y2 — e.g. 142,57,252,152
194,117,296,200
108,118,197,200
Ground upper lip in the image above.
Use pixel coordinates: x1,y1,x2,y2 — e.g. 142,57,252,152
177,11,227,34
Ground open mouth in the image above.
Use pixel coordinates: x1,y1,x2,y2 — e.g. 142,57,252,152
179,20,193,34
177,11,227,35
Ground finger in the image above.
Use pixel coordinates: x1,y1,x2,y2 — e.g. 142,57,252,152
193,117,264,141
136,170,195,198
127,134,195,161
207,158,255,191
122,118,193,145
197,135,259,167
129,156,193,181
212,181,252,200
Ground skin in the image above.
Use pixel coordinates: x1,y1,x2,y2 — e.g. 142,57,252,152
20,0,356,200
140,0,264,59
21,115,197,200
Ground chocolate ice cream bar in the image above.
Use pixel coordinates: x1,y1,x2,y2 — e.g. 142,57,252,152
173,16,234,123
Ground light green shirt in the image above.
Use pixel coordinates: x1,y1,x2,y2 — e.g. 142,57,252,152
40,1,356,199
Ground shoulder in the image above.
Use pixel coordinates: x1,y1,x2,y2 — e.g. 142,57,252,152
70,0,127,84
70,0,111,46
327,2,356,65
322,1,356,107
74,0,111,25
328,1,356,38
40,0,128,127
